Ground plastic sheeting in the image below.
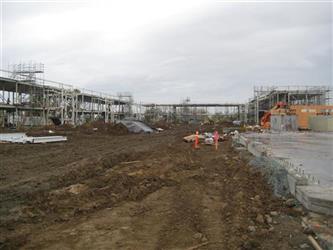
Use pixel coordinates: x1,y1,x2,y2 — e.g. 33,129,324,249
0,133,67,144
120,120,154,133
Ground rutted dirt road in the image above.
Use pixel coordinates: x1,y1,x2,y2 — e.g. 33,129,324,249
0,126,312,249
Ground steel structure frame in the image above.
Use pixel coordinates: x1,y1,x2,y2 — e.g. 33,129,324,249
142,103,246,123
248,85,332,124
0,69,132,127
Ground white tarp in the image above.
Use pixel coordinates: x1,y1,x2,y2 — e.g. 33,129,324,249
120,120,154,133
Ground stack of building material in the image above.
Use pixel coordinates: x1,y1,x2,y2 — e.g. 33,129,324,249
0,133,27,143
183,134,205,143
0,133,67,144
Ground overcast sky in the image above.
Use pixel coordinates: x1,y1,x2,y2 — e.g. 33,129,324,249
2,0,332,103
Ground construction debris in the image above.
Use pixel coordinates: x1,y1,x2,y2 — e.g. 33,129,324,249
183,134,204,143
183,131,224,145
204,137,214,145
301,214,333,250
0,133,67,144
155,128,164,132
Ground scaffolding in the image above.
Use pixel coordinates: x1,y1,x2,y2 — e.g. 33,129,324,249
248,85,332,124
0,68,132,127
142,100,246,124
10,62,44,83
2,66,330,128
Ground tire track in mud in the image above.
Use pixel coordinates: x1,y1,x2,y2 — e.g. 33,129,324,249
215,151,278,249
157,146,254,250
1,128,311,250
155,180,206,249
0,136,183,249
0,132,178,219
219,164,250,249
154,146,230,250
1,131,177,185
190,150,240,250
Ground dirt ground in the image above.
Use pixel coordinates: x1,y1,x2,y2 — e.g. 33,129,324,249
0,126,313,249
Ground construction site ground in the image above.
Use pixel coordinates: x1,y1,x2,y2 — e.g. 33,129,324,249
0,126,313,249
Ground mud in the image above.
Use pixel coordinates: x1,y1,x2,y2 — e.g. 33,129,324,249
0,126,312,249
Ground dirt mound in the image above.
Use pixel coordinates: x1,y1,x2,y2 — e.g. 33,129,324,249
107,123,129,135
20,124,74,136
0,127,312,250
77,121,129,135
148,121,174,130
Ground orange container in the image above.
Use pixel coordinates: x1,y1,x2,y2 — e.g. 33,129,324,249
290,105,333,129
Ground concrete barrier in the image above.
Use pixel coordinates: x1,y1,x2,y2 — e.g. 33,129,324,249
296,186,333,216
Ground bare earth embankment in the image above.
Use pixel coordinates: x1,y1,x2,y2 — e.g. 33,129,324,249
0,126,312,249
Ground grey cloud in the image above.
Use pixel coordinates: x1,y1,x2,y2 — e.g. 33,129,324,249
3,2,332,103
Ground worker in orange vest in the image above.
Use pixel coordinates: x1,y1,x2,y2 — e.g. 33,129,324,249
194,131,200,149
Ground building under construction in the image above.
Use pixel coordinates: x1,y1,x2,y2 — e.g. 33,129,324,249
142,98,246,124
1,64,331,127
142,85,332,125
0,63,133,127
247,85,332,124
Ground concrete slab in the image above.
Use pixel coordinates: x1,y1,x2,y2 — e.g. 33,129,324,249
233,132,333,216
296,186,333,216
287,173,308,195
242,132,333,187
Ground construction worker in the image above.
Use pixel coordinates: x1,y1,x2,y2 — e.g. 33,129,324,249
194,131,200,149
213,130,219,151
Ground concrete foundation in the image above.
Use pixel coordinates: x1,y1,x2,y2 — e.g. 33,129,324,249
233,132,333,216
296,186,333,216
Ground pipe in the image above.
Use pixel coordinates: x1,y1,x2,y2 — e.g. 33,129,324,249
308,235,323,250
